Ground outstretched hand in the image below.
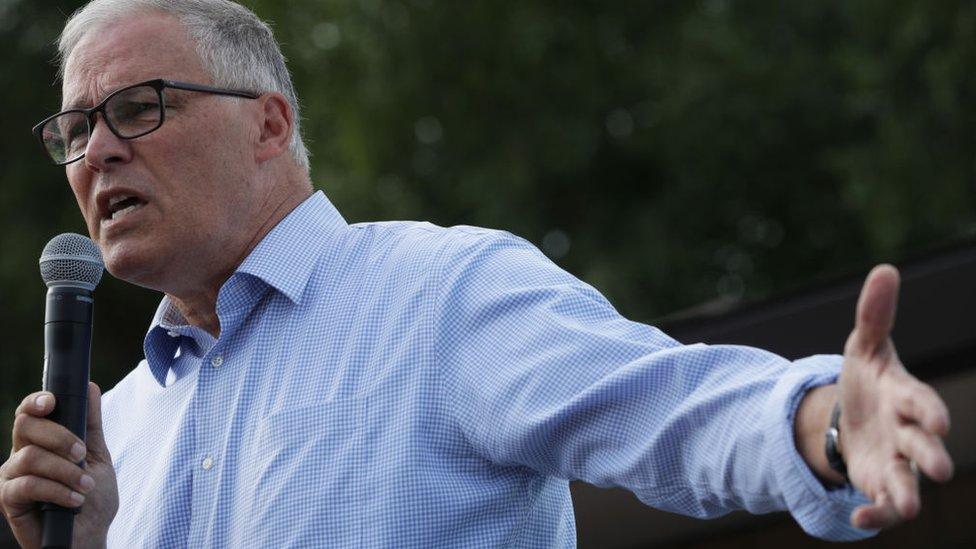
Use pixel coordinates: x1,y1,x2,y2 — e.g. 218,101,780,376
838,264,954,529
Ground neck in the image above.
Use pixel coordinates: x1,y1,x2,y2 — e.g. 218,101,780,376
165,172,313,338
169,289,222,337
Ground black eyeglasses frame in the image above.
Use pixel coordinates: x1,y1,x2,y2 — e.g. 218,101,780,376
32,78,260,166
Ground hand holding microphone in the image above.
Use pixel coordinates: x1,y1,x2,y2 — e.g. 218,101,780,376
0,234,118,549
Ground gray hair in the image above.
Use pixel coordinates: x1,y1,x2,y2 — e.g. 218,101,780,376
58,0,310,172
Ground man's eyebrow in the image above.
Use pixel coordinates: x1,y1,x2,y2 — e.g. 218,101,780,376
61,100,88,111
61,90,94,110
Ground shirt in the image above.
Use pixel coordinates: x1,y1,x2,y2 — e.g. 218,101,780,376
100,190,874,547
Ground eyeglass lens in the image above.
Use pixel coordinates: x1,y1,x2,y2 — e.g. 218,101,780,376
41,84,164,164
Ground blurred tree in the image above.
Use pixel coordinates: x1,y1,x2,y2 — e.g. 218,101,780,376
1,0,974,459
0,0,169,455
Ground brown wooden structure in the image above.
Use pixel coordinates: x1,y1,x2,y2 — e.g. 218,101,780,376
573,240,976,548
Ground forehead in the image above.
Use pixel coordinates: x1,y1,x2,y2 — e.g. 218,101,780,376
61,11,210,109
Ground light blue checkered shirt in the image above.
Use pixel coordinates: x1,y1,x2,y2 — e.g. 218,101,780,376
100,190,873,547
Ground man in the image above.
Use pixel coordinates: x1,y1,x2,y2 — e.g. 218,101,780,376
0,0,954,547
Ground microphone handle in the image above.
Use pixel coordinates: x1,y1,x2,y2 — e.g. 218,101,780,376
41,286,94,549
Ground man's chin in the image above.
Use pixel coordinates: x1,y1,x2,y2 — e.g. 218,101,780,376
101,246,161,290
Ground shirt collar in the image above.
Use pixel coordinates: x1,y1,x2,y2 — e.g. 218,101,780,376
235,190,347,304
142,190,347,386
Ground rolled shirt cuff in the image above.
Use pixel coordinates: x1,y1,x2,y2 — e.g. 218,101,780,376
764,354,878,541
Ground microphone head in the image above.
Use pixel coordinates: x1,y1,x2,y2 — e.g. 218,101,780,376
39,233,104,290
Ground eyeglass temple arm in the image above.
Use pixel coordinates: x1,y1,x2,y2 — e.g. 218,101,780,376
161,80,260,99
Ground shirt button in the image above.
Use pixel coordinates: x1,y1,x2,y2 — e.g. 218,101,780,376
202,456,214,470
167,331,179,338
210,355,224,368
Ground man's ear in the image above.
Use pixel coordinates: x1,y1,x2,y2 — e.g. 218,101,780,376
254,92,293,164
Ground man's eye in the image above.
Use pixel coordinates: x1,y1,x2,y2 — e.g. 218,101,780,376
58,120,87,149
67,122,87,140
132,102,159,114
114,100,160,120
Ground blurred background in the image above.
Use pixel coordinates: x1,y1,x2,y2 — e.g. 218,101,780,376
1,0,975,547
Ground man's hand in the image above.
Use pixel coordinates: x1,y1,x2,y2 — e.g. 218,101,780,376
0,382,118,549
836,264,953,529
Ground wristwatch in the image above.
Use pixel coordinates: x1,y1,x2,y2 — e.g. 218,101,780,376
824,400,849,481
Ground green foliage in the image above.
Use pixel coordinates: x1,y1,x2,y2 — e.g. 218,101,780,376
1,0,974,453
257,0,976,315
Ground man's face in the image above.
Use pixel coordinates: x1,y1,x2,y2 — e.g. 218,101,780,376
62,12,262,291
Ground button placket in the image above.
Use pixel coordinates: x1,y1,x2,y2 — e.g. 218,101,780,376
187,345,230,547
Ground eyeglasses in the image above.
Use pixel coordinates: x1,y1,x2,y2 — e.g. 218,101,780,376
32,78,259,166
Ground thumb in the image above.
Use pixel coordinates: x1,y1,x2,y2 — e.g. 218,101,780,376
85,381,111,463
847,264,900,358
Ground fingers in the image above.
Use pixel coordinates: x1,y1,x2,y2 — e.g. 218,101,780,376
85,382,110,464
893,377,951,436
888,376,954,482
87,383,102,432
850,457,920,529
895,423,954,482
0,439,90,520
0,474,86,512
885,458,920,521
2,445,94,496
852,491,900,530
11,413,86,462
2,390,97,523
14,391,57,418
12,391,77,455
846,264,900,358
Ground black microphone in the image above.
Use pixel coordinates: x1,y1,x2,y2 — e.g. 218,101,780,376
38,233,104,549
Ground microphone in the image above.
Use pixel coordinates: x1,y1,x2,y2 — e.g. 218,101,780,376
37,233,104,549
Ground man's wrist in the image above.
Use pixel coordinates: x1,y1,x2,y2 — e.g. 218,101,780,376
794,383,848,487
824,400,849,482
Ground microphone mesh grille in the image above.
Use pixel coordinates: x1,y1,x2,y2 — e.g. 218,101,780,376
39,233,104,290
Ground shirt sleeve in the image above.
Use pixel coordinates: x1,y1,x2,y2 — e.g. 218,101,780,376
434,230,876,541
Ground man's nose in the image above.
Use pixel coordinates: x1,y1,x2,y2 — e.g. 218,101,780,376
84,113,132,172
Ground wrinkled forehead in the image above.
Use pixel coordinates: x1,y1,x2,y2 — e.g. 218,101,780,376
60,11,210,110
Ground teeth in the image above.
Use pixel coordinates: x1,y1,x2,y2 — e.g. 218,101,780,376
110,202,141,221
108,194,134,207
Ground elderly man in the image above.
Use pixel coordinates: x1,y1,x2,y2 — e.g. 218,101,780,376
0,0,954,547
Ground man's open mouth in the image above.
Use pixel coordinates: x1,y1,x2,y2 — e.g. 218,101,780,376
105,195,147,221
